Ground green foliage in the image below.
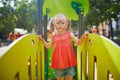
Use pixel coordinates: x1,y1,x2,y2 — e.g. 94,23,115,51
0,0,37,39
14,0,37,31
0,4,15,38
84,0,120,28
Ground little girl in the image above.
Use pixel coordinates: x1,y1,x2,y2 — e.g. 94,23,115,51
39,14,88,80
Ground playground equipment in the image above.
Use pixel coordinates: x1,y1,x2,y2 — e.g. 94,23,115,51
0,34,44,80
0,33,120,80
1,0,120,80
77,34,120,80
43,0,89,20
8,28,27,41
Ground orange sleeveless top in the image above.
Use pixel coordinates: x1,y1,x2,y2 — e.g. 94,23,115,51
51,32,77,69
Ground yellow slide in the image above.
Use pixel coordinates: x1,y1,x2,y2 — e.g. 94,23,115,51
77,33,120,80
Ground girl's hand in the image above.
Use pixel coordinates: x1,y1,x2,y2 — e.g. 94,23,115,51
39,35,44,41
38,35,52,49
81,31,89,38
78,32,89,45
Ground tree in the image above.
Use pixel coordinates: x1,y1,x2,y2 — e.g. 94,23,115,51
0,0,37,39
84,0,120,28
0,1,15,39
14,0,37,31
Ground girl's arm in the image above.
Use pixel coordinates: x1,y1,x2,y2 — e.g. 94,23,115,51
70,32,88,45
78,33,88,45
39,35,53,49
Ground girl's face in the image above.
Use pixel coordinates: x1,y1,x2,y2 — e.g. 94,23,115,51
54,16,67,31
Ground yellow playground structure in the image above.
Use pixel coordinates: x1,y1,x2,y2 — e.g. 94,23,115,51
0,33,120,80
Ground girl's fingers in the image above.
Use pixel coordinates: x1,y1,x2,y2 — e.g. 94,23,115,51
39,35,43,40
82,33,88,38
39,35,42,37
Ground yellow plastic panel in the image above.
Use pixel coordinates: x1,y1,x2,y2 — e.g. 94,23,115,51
0,34,44,80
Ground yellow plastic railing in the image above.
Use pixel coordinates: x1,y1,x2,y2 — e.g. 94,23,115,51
77,33,120,80
0,34,44,80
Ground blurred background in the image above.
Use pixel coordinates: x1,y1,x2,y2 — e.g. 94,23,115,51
0,0,120,47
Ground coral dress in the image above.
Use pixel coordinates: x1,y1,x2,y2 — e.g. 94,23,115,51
51,32,77,69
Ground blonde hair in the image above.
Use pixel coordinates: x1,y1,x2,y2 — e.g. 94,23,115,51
49,14,72,32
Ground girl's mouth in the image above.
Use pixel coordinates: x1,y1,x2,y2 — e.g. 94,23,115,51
57,27,64,30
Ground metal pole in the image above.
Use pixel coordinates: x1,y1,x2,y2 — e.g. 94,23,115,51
110,19,113,40
78,8,84,38
37,0,43,35
44,8,48,40
44,8,48,80
78,8,81,38
81,8,84,35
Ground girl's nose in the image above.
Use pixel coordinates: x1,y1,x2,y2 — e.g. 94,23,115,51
59,23,63,27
